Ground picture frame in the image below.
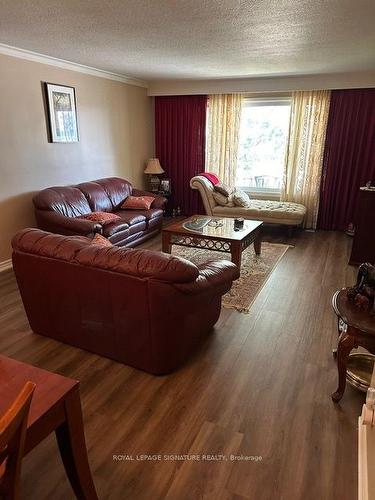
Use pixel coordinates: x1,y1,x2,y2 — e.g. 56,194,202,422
160,178,171,194
44,83,79,143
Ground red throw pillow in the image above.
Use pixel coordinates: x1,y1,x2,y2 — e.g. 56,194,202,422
198,172,220,185
121,196,155,210
78,212,121,225
91,234,113,247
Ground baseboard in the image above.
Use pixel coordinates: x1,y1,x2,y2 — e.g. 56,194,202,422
0,259,12,273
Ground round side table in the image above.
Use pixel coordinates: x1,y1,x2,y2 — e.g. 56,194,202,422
331,289,375,402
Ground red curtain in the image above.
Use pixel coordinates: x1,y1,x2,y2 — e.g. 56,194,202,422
155,95,207,215
317,89,375,230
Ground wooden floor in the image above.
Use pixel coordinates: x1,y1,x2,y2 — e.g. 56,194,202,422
0,229,362,500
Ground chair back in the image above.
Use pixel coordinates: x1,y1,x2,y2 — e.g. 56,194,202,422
0,381,36,499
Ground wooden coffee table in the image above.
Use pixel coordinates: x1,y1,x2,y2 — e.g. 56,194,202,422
162,215,263,268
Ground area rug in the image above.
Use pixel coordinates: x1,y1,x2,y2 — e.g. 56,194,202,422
172,243,290,313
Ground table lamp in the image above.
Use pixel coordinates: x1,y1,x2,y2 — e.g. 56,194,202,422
144,158,164,192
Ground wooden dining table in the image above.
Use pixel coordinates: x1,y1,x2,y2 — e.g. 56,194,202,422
0,354,98,499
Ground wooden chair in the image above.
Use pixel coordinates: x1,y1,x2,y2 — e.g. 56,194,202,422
0,381,36,500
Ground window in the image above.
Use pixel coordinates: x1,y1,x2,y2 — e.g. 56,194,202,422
236,98,291,194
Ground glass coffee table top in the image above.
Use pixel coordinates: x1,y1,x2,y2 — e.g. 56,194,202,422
164,215,263,241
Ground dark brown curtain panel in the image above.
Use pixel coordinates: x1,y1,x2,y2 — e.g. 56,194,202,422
317,89,375,230
155,95,207,215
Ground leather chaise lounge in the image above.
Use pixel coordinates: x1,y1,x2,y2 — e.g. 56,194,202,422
33,176,167,247
12,228,239,374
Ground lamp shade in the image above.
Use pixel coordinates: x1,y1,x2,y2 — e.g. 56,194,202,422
144,158,164,175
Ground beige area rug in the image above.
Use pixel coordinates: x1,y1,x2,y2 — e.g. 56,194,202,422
172,243,290,313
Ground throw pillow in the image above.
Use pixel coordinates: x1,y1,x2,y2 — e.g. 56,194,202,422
212,191,235,207
233,189,251,208
214,182,234,197
198,172,220,185
79,212,121,225
91,234,113,247
121,196,155,210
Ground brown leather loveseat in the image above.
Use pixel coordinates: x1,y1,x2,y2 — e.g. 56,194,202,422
12,229,239,374
33,177,167,247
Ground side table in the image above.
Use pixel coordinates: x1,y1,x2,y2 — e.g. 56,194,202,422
157,191,171,215
331,289,375,402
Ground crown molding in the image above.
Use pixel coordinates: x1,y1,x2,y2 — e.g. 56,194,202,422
0,43,148,88
148,71,375,95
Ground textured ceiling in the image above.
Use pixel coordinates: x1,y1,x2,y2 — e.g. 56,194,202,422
0,0,374,80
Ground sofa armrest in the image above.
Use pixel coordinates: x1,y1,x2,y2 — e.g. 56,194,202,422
34,209,102,236
174,259,240,295
132,188,167,209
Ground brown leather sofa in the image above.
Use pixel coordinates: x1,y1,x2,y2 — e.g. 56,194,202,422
12,229,239,374
33,177,167,247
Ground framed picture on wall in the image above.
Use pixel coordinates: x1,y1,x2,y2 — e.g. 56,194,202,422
44,83,79,142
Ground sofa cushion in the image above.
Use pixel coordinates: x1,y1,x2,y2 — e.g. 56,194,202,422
107,229,132,245
33,186,92,217
91,234,113,247
128,221,147,235
121,196,155,210
115,212,147,226
111,220,147,236
79,212,121,225
77,182,113,213
233,189,250,208
102,221,130,237
117,208,163,220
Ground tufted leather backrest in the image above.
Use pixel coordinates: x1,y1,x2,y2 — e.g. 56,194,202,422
33,177,133,216
12,229,199,283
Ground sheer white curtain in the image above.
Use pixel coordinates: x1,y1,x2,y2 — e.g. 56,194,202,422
282,90,331,229
206,94,243,186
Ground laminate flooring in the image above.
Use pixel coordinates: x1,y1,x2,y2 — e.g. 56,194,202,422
0,229,361,500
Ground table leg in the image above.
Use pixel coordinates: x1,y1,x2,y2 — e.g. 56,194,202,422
230,242,242,268
254,231,262,255
55,388,98,500
331,329,356,403
162,232,172,254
